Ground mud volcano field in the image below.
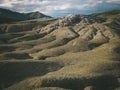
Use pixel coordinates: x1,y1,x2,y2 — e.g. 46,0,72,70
0,10,120,90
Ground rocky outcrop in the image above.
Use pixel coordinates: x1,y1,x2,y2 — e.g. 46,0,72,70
59,14,80,26
59,14,105,26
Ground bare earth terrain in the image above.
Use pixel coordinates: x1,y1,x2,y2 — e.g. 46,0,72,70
0,10,120,90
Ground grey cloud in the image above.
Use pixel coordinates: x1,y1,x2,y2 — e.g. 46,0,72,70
0,0,120,17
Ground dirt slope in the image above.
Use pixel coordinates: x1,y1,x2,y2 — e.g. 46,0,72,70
0,10,120,90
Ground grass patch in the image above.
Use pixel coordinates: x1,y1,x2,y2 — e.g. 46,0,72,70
0,53,32,60
0,60,63,89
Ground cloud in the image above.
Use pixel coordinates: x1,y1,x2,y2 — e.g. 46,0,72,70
0,0,22,7
107,0,120,4
0,0,120,17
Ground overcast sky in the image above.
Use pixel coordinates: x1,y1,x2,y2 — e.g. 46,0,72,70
0,0,120,17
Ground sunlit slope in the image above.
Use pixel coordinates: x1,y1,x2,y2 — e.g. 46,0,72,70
0,10,120,90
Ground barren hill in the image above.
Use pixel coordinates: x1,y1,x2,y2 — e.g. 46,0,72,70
0,10,120,90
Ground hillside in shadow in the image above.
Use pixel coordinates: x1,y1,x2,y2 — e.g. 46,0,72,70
0,10,120,90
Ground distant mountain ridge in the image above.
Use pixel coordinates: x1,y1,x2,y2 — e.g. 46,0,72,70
92,10,120,19
26,11,52,19
0,8,52,23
